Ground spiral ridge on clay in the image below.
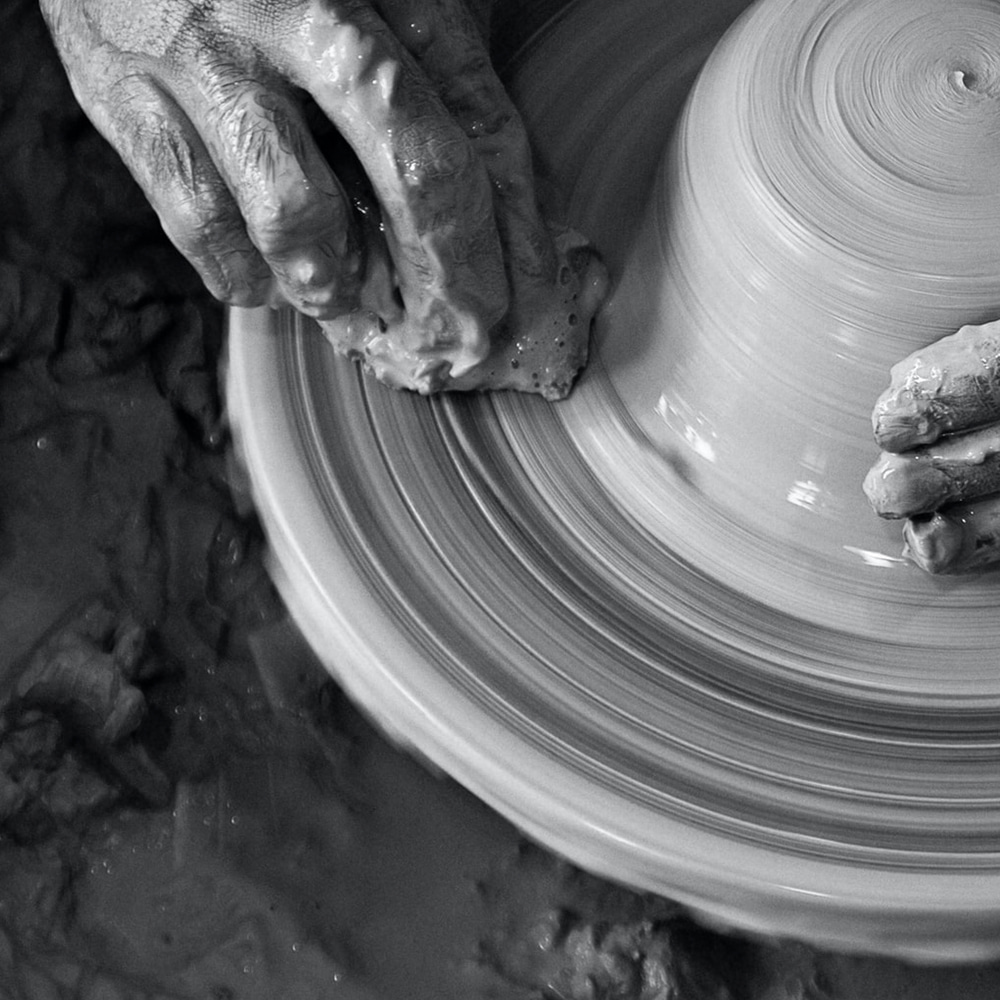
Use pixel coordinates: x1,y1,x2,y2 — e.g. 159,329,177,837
228,0,1000,960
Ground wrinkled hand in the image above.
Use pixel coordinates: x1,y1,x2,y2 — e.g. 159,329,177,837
864,319,1000,573
40,0,520,371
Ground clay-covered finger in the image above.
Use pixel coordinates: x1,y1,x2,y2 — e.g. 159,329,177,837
275,6,507,376
872,319,1000,452
373,0,606,397
864,423,1000,518
379,0,554,280
89,72,272,306
903,495,1000,574
170,57,363,319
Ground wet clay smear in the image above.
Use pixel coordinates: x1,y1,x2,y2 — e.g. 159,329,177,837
306,94,608,399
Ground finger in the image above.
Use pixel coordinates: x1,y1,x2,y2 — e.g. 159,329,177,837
864,423,1000,518
903,496,1000,574
381,0,557,274
377,0,605,397
872,319,1000,452
88,70,273,306
273,6,507,376
294,112,404,323
168,52,364,319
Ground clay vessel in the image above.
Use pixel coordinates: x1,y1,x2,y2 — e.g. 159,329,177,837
602,0,1000,575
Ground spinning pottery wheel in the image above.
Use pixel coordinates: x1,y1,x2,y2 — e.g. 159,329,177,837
228,0,1000,960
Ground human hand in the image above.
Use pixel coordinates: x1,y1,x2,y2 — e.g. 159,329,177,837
39,0,537,380
864,319,1000,573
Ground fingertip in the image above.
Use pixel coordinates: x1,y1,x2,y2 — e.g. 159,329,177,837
871,381,941,452
872,408,937,453
187,79,364,320
864,452,949,519
174,234,274,309
902,513,964,574
267,242,365,319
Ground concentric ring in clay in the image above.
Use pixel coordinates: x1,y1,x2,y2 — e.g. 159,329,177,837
227,0,1000,959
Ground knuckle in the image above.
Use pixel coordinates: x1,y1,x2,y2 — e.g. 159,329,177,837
249,90,309,160
205,248,272,306
318,23,381,95
205,87,333,258
144,118,200,193
163,198,269,305
202,74,279,164
203,222,260,271
242,184,347,266
160,175,235,255
395,117,477,186
232,107,281,180
243,197,307,258
100,76,204,194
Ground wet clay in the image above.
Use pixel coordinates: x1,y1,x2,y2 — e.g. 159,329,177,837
9,0,1000,991
605,0,1000,576
230,0,1000,962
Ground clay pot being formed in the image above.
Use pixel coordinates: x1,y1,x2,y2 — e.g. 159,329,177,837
228,0,1000,956
603,0,1000,577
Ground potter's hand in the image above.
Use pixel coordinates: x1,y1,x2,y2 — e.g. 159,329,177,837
39,0,509,337
864,319,1000,573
